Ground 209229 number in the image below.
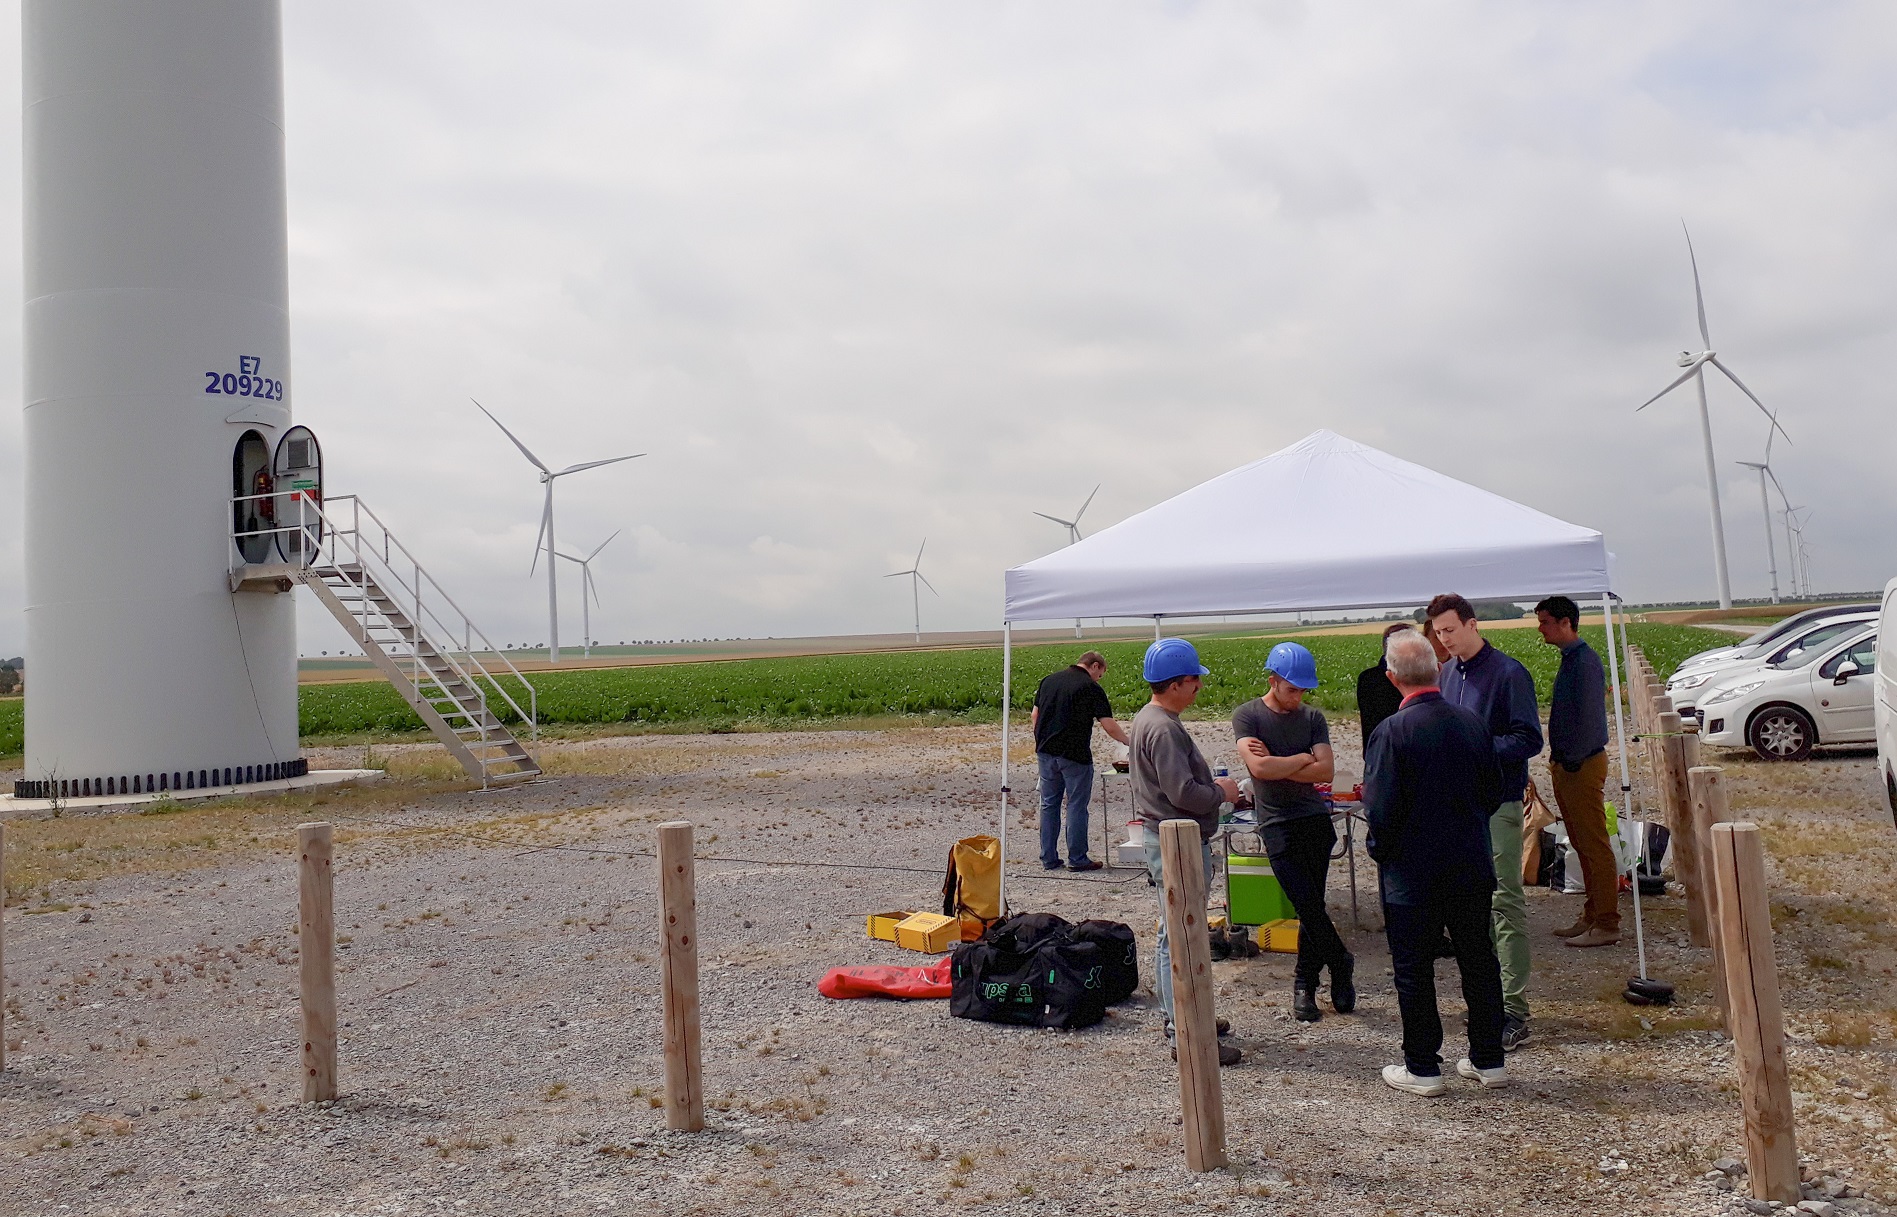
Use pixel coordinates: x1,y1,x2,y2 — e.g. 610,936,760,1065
205,371,283,399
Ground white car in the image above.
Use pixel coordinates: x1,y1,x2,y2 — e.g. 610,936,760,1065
1696,624,1877,761
1671,601,1877,677
1874,578,1897,828
1666,611,1877,716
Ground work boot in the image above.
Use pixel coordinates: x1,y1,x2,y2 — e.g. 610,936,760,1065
1329,956,1357,1014
1209,925,1231,961
1552,918,1591,938
1292,979,1321,1022
1563,925,1620,948
1169,1038,1244,1066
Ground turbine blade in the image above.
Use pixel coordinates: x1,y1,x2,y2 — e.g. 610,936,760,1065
1075,484,1100,523
529,492,551,575
1683,221,1711,350
588,529,621,561
1707,358,1791,445
1033,512,1073,527
915,538,926,567
1637,365,1698,410
916,572,938,595
555,453,645,477
588,568,601,608
885,570,909,578
473,399,550,474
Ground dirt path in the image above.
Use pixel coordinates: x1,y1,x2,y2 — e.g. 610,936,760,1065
1,724,1891,1216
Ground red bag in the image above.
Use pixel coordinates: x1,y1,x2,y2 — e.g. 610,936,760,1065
817,956,953,1000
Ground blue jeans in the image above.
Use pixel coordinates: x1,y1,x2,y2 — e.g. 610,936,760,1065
1037,753,1095,867
1145,833,1216,1029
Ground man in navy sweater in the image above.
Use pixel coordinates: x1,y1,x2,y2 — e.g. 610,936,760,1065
1364,628,1509,1095
1429,593,1543,1050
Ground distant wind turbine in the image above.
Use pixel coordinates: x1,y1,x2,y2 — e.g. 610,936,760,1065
1735,412,1793,605
1636,222,1788,610
476,400,643,662
1036,485,1100,639
885,539,936,644
554,530,620,659
1034,484,1099,545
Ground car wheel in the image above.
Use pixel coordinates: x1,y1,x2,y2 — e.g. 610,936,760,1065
1747,706,1814,762
1887,768,1897,833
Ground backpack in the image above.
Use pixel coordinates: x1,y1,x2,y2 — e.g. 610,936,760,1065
941,836,1002,922
1069,919,1139,1004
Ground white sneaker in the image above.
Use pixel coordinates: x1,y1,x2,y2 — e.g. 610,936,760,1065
1456,1058,1511,1089
1381,1064,1447,1097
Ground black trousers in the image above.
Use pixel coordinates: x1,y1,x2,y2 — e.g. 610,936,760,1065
1262,814,1352,984
1383,891,1506,1076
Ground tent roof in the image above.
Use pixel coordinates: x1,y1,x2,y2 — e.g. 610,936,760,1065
1003,430,1610,621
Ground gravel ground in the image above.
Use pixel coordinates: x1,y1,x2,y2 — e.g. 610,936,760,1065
1,721,1892,1216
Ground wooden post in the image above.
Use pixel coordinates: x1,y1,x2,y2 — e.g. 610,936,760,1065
658,821,704,1132
1709,822,1799,1203
1687,766,1732,1019
297,822,337,1103
1658,711,1711,947
1159,818,1226,1172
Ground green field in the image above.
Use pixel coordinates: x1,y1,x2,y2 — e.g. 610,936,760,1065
0,624,1729,758
293,623,1727,739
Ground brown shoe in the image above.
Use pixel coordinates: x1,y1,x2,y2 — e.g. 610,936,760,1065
1552,918,1591,939
1563,925,1620,948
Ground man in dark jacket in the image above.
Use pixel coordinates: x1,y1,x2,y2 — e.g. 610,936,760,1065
1364,628,1509,1095
1356,622,1416,751
1535,595,1619,948
1429,593,1542,1050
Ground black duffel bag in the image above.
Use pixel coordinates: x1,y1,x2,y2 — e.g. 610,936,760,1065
1036,937,1107,1029
949,939,1046,1026
1069,919,1138,1005
982,912,1071,952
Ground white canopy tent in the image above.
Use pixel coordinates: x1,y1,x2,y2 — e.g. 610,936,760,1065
997,430,1646,972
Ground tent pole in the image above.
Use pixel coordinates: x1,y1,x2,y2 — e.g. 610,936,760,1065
999,620,1013,916
1602,593,1648,981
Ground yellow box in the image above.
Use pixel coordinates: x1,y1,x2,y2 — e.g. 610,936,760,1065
1260,919,1300,954
866,910,915,943
894,912,961,953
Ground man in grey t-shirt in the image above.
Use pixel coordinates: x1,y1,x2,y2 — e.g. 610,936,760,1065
1231,641,1354,1023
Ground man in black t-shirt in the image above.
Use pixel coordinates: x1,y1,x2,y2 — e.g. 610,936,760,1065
1031,651,1130,871
1233,641,1354,1022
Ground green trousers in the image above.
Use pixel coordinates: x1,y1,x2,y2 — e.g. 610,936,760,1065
1489,799,1530,1019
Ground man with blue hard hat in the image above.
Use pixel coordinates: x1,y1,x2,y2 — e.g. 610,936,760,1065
1130,636,1243,1066
1232,641,1353,1023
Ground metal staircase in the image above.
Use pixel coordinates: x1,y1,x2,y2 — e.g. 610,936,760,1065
232,493,540,788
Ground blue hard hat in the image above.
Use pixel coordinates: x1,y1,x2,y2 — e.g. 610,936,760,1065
1265,641,1319,689
1143,637,1210,683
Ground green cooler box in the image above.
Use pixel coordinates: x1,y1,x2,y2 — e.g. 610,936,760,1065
1227,853,1295,926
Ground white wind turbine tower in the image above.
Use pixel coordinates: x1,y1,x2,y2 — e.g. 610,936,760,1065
886,539,936,644
554,530,620,659
1036,485,1099,638
476,400,643,662
1735,412,1793,604
1636,223,1788,610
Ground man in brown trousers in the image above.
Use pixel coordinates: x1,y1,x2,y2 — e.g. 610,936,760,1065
1534,596,1619,948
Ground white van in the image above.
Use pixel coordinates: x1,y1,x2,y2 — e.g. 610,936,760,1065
1876,577,1897,829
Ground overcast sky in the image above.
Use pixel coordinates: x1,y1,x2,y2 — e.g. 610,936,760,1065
1,2,1894,656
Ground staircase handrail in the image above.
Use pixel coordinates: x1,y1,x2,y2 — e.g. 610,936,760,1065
231,490,538,740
